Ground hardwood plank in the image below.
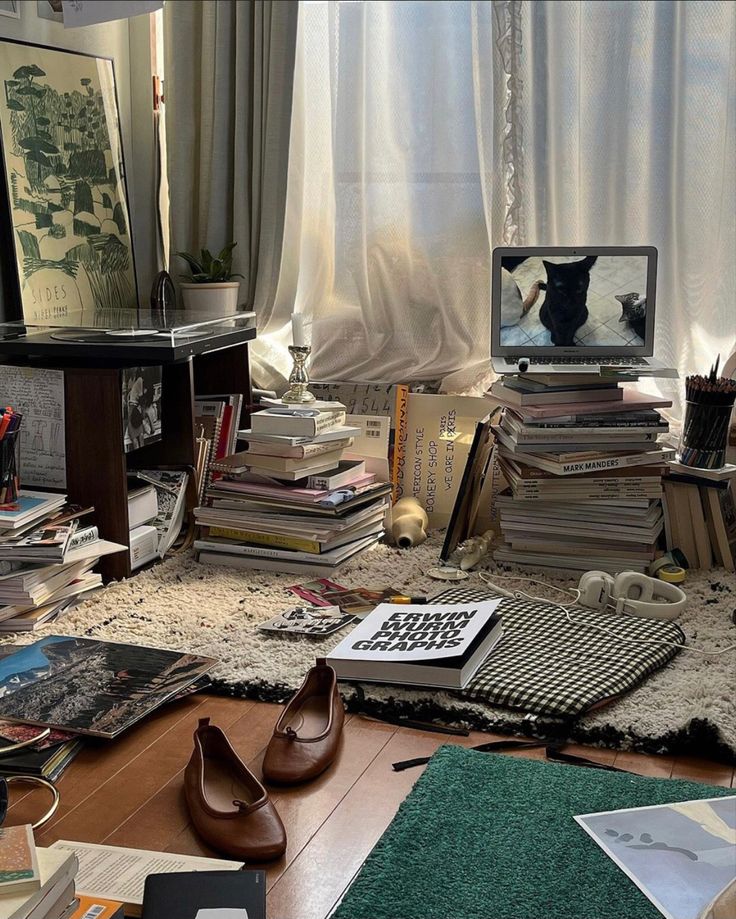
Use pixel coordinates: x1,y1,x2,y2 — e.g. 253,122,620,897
612,750,674,778
261,715,396,889
266,726,462,919
670,755,735,788
33,696,253,846
107,702,281,852
8,695,208,829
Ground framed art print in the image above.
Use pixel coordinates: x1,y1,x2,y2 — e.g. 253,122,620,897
0,39,138,323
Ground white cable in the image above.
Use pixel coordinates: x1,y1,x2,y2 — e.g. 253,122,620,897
477,571,736,657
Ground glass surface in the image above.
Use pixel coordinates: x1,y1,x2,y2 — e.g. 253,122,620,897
0,309,255,346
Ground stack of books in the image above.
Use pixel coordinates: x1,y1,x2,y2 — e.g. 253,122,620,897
0,828,79,919
488,376,675,573
127,470,190,570
662,463,736,570
0,491,124,632
194,401,391,574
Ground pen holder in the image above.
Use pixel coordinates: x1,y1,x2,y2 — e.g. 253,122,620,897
679,400,734,469
282,345,316,404
0,432,20,504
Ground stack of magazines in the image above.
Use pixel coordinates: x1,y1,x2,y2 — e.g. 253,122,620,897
0,491,124,632
194,400,391,574
487,376,675,573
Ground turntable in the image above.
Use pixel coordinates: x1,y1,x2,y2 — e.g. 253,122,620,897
0,309,256,362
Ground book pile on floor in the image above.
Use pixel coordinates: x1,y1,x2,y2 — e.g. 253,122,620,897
194,400,392,574
0,491,124,632
127,469,190,570
0,828,82,919
488,375,675,573
662,462,736,570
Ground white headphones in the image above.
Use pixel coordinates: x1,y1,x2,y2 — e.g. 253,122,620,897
577,570,687,621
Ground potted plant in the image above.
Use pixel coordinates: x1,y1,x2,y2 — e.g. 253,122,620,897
176,242,244,316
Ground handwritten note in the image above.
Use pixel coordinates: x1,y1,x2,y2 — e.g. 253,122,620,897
0,366,66,488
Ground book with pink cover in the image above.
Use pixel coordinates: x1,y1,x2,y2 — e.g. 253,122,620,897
490,389,672,420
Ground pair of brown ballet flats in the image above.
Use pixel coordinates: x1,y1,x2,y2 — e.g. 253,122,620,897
184,658,344,861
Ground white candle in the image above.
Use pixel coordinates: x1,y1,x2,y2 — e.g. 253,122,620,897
292,312,306,347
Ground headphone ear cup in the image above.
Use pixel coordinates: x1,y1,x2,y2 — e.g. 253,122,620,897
614,572,655,603
577,571,614,609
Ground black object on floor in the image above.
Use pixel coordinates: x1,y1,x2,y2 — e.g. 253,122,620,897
142,870,265,919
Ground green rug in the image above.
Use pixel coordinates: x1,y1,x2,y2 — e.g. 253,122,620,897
333,746,734,919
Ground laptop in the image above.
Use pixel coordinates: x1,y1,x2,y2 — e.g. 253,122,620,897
491,246,670,374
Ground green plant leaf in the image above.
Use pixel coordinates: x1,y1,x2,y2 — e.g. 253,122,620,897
36,116,50,126
25,149,51,168
6,99,24,111
218,241,237,261
176,251,204,276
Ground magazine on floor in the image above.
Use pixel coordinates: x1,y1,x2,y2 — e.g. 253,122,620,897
575,796,736,919
0,636,216,739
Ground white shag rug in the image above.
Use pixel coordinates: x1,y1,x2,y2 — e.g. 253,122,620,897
31,536,736,761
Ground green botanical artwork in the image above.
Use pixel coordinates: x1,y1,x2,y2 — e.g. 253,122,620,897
0,40,137,322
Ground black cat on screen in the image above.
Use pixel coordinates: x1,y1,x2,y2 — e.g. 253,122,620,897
539,255,598,346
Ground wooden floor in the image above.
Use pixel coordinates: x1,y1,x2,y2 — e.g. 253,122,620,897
9,695,735,919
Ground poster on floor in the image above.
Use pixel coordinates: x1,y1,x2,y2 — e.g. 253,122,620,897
575,796,736,919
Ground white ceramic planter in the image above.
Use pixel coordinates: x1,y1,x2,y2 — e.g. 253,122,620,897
180,281,241,317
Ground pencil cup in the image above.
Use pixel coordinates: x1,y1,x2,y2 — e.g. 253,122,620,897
679,400,733,470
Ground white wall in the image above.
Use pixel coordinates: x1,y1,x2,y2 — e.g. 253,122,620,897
0,0,157,317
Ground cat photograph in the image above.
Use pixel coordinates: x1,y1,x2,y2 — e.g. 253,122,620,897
498,253,648,348
616,292,647,341
538,255,597,346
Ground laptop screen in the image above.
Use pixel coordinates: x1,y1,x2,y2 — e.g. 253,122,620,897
492,247,657,355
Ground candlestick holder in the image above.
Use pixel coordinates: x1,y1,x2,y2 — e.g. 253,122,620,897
283,345,316,403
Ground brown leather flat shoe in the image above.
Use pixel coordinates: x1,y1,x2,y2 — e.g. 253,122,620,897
262,659,345,785
184,717,286,861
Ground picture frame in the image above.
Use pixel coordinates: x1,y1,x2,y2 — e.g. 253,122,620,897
0,38,138,323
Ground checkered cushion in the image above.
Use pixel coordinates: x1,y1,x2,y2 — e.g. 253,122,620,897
433,586,684,719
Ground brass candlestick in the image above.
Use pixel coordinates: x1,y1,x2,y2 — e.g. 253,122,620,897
282,345,316,403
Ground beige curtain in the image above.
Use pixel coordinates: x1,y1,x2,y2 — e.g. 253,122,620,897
163,0,297,347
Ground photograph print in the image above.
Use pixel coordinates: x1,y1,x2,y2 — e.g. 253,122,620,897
122,365,162,453
0,635,216,738
0,39,137,323
576,797,736,919
500,254,648,348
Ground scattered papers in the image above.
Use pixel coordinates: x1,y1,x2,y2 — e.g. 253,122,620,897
259,605,353,636
50,841,242,908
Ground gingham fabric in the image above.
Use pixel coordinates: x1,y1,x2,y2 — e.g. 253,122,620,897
433,586,684,719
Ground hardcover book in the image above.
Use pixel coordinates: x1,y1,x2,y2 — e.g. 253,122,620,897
0,636,216,738
327,600,503,689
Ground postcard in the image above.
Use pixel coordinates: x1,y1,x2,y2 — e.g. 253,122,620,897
259,605,353,637
575,796,736,919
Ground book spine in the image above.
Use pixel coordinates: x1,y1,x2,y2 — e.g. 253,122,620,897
195,539,320,563
205,526,321,554
509,429,661,442
392,384,409,501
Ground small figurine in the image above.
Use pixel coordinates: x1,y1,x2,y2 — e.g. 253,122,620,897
386,497,429,548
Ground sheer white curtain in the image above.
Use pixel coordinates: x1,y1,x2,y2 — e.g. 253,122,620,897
267,0,735,396
516,0,736,407
269,0,505,387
